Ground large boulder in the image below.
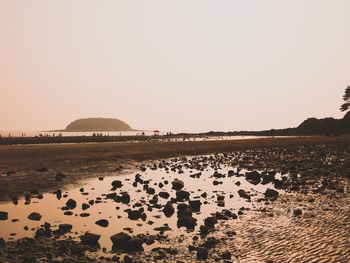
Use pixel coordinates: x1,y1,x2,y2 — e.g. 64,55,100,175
163,202,175,217
111,180,123,189
111,232,144,252
171,179,185,191
80,232,101,246
245,171,261,185
176,190,190,201
264,188,279,200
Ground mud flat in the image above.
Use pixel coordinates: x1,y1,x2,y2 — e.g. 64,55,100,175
0,137,350,262
0,135,348,201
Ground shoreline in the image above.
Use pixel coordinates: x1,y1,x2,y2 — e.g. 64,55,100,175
0,140,349,262
0,136,349,201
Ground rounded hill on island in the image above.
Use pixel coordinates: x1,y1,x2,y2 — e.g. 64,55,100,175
65,118,133,132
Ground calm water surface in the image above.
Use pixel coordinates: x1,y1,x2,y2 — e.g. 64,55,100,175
0,162,284,252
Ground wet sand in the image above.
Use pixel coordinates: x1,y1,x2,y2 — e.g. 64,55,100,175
0,136,350,262
0,135,348,201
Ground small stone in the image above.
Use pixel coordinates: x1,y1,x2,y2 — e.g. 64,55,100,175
293,208,302,217
66,199,77,209
0,211,8,221
95,219,109,228
80,213,90,217
159,191,170,199
28,212,42,221
82,203,90,210
221,251,232,260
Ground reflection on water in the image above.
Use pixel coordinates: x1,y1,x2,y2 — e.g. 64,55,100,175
0,160,283,252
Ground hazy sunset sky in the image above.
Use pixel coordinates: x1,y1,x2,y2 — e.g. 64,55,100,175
1,1,349,132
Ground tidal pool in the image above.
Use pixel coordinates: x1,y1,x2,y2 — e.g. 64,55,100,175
0,156,284,253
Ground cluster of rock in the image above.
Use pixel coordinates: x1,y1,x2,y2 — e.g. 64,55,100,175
1,144,349,262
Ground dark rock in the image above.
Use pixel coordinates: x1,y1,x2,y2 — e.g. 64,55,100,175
146,187,156,195
127,209,143,220
204,216,218,229
238,189,251,201
213,180,222,186
106,192,117,199
197,247,208,260
176,190,190,201
200,225,209,236
80,232,101,246
64,211,73,216
28,212,42,221
112,180,123,189
245,170,261,185
189,200,202,212
201,192,208,198
66,199,77,209
55,189,62,200
172,179,185,191
82,203,90,210
202,237,219,249
262,171,276,184
111,232,144,252
0,211,8,221
274,179,284,189
163,202,175,217
159,191,170,199
264,188,279,200
293,208,302,217
228,170,235,177
0,237,5,248
80,213,90,217
221,251,232,260
177,203,192,217
35,227,52,238
55,224,73,235
95,219,109,228
177,216,197,230
119,192,131,204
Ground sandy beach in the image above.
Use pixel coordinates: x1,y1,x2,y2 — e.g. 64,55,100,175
0,135,349,201
1,136,350,262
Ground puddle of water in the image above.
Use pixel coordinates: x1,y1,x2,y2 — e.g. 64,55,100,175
0,158,283,253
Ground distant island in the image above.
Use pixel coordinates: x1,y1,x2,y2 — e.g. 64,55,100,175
64,118,133,132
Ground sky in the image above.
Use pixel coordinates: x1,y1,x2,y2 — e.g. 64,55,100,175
0,0,349,132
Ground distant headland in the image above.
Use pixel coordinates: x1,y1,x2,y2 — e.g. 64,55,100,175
63,118,133,132
202,112,350,137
